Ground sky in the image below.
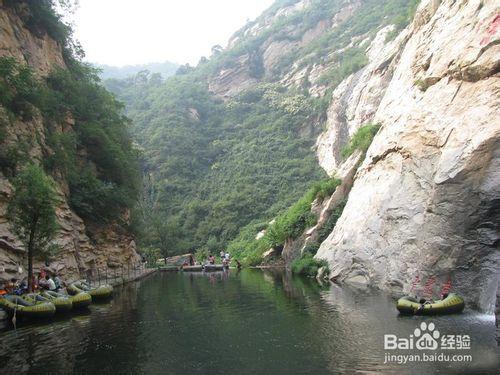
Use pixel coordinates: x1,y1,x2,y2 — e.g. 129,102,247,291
72,0,274,67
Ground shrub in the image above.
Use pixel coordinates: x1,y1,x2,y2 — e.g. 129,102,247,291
312,178,341,201
263,177,341,248
0,56,42,119
263,193,317,248
302,241,320,257
195,247,210,262
44,64,140,223
317,200,346,243
341,123,381,159
317,47,369,88
291,253,328,277
414,79,430,92
23,0,71,45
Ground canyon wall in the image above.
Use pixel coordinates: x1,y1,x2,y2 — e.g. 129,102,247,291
199,0,498,313
0,0,140,283
315,0,500,312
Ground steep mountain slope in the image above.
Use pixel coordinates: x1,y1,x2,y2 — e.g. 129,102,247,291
0,0,140,282
108,0,419,257
316,0,500,312
107,0,498,313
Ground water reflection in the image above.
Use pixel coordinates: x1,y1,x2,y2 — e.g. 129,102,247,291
0,270,498,374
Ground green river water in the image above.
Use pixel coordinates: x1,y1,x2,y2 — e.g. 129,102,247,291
0,269,498,374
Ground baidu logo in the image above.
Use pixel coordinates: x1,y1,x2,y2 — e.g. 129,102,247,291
384,322,470,351
414,322,440,350
384,322,440,350
383,322,472,364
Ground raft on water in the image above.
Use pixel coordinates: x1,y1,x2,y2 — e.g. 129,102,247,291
397,293,465,315
181,264,229,272
182,265,203,272
67,290,92,309
68,282,113,301
26,292,73,313
0,295,56,319
203,264,226,272
159,265,179,272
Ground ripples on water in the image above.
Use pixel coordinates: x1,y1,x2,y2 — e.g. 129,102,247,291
0,269,498,374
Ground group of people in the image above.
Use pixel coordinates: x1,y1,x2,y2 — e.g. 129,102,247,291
178,251,242,269
207,251,241,269
205,251,231,266
0,270,64,296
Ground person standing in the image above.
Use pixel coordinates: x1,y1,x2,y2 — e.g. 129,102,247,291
53,274,62,291
46,275,56,291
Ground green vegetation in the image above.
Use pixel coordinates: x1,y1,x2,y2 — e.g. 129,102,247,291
23,0,71,45
0,55,139,224
44,64,140,223
264,178,341,248
225,178,341,265
341,123,381,159
316,47,369,87
317,200,346,243
269,0,420,82
103,0,419,261
109,79,328,254
0,2,139,226
0,56,42,120
8,164,58,292
414,78,430,92
291,254,328,277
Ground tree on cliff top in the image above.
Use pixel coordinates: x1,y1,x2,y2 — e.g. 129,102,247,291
8,164,58,292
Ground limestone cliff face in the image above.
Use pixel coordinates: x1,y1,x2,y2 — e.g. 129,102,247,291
316,24,407,175
208,0,363,98
315,0,500,312
0,0,140,283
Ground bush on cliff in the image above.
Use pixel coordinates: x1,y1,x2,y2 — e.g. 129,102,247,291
263,178,341,248
291,253,328,277
341,123,381,159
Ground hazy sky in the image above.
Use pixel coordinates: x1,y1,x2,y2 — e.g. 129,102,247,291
72,0,274,67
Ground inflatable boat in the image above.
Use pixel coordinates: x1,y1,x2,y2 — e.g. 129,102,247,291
0,295,56,319
397,293,465,315
66,290,92,309
182,265,203,272
68,282,113,300
203,264,225,272
26,293,73,313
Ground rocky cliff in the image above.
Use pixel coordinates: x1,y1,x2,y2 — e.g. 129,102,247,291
315,0,499,312
201,0,499,313
0,0,140,283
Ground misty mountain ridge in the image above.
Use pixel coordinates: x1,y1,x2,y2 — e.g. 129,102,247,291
95,61,180,80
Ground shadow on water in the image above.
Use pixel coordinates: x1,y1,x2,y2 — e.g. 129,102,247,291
0,270,498,374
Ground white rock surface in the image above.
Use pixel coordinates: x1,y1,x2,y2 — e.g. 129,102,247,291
316,0,500,312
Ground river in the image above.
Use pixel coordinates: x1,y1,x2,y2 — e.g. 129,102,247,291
0,269,498,374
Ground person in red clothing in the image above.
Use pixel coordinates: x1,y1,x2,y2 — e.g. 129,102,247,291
0,281,8,295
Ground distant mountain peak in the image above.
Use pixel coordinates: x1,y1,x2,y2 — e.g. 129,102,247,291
95,61,180,80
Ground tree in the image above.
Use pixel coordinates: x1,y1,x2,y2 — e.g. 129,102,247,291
8,164,58,292
138,173,176,263
151,215,177,263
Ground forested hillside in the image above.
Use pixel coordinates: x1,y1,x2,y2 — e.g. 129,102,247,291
109,75,328,257
107,0,420,261
0,0,140,281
